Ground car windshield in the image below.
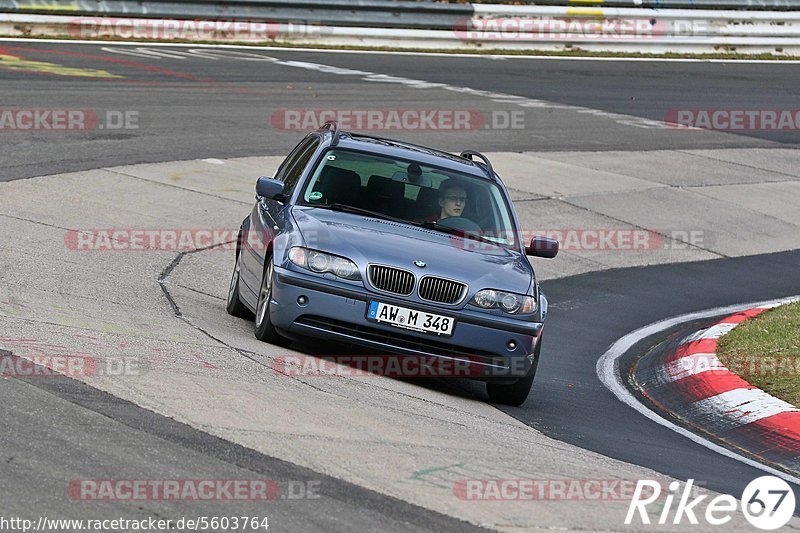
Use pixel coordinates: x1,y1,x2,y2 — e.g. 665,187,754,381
298,148,518,247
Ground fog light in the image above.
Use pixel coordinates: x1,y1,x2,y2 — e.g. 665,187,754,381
297,296,308,305
507,340,517,351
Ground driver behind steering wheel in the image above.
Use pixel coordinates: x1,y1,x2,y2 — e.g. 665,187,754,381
437,179,468,221
433,179,484,235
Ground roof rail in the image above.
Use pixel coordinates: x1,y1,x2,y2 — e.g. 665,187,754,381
318,120,341,146
460,150,495,179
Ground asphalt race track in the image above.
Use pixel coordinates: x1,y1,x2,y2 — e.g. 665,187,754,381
519,250,800,499
2,41,800,530
2,42,800,181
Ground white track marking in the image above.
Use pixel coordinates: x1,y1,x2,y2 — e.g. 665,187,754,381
92,45,671,130
761,301,795,309
660,353,726,382
4,37,800,63
681,322,739,343
691,388,799,431
2,39,792,129
596,295,800,486
697,322,739,339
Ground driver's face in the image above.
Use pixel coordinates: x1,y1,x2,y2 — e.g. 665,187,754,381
439,186,467,219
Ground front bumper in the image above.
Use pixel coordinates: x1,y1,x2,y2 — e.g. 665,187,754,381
269,266,543,379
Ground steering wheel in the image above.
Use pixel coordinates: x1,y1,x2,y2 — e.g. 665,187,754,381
436,216,482,234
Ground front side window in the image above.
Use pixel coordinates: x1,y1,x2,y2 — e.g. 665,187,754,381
274,137,311,181
274,135,319,186
298,149,518,247
282,139,320,195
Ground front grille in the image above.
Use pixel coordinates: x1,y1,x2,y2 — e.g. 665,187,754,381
368,265,415,295
418,276,467,304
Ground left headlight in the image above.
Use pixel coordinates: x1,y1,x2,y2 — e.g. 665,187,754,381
288,247,361,281
471,289,536,314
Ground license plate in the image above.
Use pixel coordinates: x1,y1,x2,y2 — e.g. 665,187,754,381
367,301,455,336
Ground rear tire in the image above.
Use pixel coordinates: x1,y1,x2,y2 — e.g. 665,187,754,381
226,250,252,319
254,257,291,347
486,334,542,406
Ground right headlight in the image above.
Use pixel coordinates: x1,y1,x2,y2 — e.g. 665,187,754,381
471,289,536,314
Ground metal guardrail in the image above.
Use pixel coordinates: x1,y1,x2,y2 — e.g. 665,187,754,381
3,11,800,54
0,0,471,29
2,2,800,54
507,0,800,10
2,0,800,20
470,3,800,36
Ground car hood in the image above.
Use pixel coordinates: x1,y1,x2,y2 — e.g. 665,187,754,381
291,207,533,294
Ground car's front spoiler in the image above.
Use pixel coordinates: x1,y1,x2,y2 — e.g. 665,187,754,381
275,271,542,336
270,267,543,379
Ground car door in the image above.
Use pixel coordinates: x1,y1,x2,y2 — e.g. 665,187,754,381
239,135,321,303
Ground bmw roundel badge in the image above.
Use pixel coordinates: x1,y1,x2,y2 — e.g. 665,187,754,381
414,260,426,268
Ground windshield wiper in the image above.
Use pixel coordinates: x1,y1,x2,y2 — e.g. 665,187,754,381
309,203,504,247
315,203,409,225
418,221,500,247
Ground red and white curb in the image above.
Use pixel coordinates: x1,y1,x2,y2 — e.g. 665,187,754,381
653,304,800,462
597,296,800,484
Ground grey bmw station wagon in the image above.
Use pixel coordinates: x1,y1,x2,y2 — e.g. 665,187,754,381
226,122,558,405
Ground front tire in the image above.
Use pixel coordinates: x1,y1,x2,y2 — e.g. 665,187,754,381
486,334,542,406
486,372,535,407
254,258,291,347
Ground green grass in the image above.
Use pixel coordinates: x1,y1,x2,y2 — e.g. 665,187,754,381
4,33,800,60
716,301,800,407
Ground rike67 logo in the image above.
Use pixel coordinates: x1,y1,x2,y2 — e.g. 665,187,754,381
626,477,795,530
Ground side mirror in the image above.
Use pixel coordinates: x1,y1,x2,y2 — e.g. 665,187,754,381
526,236,559,258
256,176,285,201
